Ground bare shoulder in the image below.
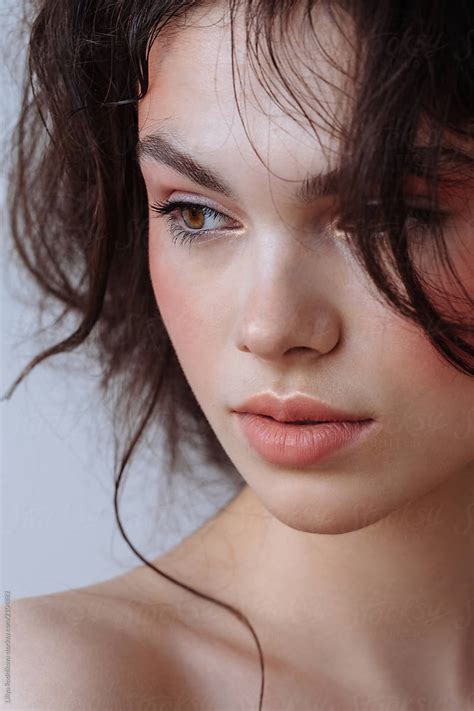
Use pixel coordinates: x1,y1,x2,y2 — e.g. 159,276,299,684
2,509,261,711
2,568,202,710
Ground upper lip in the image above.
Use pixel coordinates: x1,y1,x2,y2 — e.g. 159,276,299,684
233,393,372,423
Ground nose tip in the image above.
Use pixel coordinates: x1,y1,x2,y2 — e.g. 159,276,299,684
237,318,340,362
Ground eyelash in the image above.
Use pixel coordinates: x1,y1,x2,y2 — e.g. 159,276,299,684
149,199,450,248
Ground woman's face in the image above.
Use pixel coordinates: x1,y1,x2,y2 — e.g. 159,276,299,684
138,5,474,534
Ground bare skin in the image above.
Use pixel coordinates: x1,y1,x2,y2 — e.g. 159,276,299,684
148,478,474,710
7,476,474,709
6,2,474,710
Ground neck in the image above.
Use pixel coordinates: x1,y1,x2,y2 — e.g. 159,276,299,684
219,467,474,707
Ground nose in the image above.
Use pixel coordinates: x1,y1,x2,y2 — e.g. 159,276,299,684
234,239,342,362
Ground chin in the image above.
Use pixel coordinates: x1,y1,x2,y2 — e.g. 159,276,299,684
269,507,391,536
256,482,413,536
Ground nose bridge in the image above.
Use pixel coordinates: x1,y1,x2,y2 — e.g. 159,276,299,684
234,228,341,358
241,224,329,306
247,239,309,310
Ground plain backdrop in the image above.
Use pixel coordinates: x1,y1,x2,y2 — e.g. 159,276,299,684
0,0,238,601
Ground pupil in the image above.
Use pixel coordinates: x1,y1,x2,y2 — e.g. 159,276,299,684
183,207,205,230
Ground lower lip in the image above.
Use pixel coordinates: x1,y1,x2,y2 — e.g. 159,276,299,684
235,414,375,467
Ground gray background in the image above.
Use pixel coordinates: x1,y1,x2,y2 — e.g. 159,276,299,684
0,1,235,601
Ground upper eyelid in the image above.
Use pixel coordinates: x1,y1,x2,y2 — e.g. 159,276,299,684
172,201,227,217
162,194,243,223
157,199,243,230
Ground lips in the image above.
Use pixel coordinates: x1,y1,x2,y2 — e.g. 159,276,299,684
235,413,376,466
233,393,371,424
260,415,325,425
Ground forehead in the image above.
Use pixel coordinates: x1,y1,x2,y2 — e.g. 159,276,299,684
138,3,353,187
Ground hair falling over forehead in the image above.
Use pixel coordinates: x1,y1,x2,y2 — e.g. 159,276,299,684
3,1,474,708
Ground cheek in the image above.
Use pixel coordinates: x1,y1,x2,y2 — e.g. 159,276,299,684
149,251,201,356
382,312,458,397
380,315,474,446
387,320,448,378
148,242,221,395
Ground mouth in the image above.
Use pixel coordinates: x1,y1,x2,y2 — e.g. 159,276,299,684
259,415,366,425
262,416,325,424
233,393,372,425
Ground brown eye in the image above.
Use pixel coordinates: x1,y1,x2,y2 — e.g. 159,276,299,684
181,206,206,230
149,199,238,247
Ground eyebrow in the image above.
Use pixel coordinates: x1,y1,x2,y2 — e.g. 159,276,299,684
137,131,236,198
137,130,474,203
137,130,342,202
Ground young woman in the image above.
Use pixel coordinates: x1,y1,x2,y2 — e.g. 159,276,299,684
3,0,473,709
